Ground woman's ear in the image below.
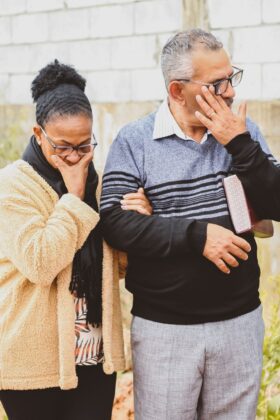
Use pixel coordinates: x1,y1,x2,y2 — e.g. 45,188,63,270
33,125,42,145
168,81,186,105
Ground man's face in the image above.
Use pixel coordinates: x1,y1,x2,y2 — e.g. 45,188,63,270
181,48,235,119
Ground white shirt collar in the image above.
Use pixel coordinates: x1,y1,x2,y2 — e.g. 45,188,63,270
153,99,210,144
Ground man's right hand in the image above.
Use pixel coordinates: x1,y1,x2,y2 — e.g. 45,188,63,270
203,223,251,274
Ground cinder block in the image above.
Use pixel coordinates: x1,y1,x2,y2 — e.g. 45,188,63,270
67,0,131,6
0,75,9,104
7,74,34,104
86,70,131,102
0,17,11,45
233,26,280,63
0,0,26,16
158,32,177,52
263,64,280,99
208,0,261,28
12,14,48,44
49,9,90,41
111,35,157,69
234,63,261,100
90,4,133,38
69,39,112,71
262,0,280,23
28,42,71,73
0,45,32,73
211,30,232,55
135,0,182,34
26,0,64,12
131,68,166,101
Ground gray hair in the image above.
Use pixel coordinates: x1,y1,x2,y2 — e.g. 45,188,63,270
161,29,223,88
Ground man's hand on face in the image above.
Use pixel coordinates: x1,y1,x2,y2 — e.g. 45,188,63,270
203,223,251,274
194,86,247,145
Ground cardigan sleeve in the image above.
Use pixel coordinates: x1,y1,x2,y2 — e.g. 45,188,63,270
0,171,99,286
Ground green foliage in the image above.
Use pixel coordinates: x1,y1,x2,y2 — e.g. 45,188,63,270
0,138,25,168
257,275,280,420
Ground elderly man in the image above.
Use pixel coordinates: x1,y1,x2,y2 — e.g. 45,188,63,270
100,29,278,419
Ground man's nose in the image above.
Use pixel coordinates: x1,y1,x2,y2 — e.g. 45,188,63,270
222,82,236,99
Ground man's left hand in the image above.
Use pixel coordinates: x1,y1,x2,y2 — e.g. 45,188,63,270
195,86,247,145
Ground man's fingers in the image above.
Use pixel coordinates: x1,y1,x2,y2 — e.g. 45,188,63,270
222,252,239,268
194,111,213,130
200,86,223,112
216,94,230,111
228,243,249,261
215,258,230,274
238,102,247,122
232,235,251,253
196,95,217,119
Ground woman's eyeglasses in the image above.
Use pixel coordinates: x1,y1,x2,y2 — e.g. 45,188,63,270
39,126,98,157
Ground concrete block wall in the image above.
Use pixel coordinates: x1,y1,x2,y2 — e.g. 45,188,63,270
208,0,280,100
0,0,279,168
0,0,182,107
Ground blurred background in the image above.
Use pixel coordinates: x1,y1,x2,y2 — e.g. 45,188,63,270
0,0,279,418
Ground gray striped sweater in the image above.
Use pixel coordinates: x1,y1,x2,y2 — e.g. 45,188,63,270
100,112,278,324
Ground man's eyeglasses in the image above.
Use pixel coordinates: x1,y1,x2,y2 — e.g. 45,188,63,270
40,126,98,157
173,66,244,96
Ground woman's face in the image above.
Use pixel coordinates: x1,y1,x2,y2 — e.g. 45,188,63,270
33,114,93,168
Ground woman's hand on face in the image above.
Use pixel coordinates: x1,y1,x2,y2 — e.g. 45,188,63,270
121,187,153,216
51,150,93,200
194,86,247,145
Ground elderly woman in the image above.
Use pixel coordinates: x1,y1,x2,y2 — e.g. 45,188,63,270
0,61,151,420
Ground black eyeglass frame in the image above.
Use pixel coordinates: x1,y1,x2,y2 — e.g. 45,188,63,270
173,66,244,96
39,126,98,156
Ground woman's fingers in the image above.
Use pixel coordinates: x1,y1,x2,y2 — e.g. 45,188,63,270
121,187,152,215
51,155,67,169
79,150,94,167
121,204,150,216
121,198,152,215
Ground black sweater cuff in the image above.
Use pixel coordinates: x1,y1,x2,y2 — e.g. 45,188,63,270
225,131,267,171
225,132,255,155
189,221,208,254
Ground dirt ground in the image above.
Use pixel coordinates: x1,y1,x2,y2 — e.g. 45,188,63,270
112,371,134,420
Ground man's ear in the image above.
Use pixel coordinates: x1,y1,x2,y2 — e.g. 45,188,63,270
168,81,186,105
33,125,42,145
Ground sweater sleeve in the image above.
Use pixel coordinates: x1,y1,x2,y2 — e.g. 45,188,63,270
100,128,207,258
0,169,99,286
226,130,280,221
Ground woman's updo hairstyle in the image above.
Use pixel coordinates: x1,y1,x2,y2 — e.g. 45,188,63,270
31,59,92,128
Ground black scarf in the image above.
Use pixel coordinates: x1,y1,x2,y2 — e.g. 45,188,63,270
22,136,103,325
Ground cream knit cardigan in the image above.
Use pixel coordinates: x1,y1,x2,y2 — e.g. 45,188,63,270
0,160,125,390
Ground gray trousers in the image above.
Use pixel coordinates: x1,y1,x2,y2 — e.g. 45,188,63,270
131,306,264,420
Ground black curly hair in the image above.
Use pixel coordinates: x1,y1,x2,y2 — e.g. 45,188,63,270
31,59,92,127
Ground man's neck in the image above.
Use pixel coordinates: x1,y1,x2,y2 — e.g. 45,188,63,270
168,99,207,142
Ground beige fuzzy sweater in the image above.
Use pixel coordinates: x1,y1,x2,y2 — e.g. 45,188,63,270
0,160,125,390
